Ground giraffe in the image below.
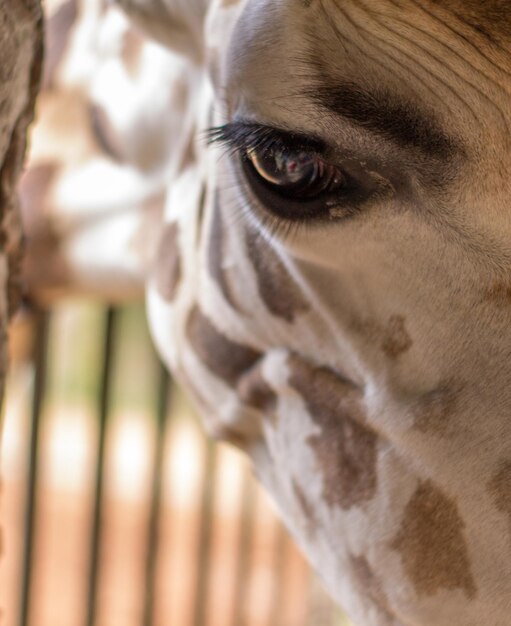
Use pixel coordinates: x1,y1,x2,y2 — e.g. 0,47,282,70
18,1,511,625
19,0,193,302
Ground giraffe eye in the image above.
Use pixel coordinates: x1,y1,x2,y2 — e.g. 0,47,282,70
245,146,346,200
207,121,364,223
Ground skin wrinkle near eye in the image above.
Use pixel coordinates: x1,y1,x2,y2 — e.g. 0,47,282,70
306,79,459,160
298,16,466,161
429,0,511,45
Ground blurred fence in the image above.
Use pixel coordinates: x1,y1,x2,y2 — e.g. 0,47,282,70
0,300,348,626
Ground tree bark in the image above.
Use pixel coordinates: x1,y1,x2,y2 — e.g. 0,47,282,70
0,2,43,412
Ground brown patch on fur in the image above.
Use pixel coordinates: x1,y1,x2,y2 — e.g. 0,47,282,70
154,222,181,302
43,0,78,89
391,480,476,599
288,355,377,510
349,555,397,625
413,385,459,434
245,230,309,323
186,306,261,387
350,314,412,358
89,104,125,163
208,197,245,312
485,281,511,307
122,28,144,78
237,363,277,420
293,480,316,535
381,315,412,358
488,461,511,536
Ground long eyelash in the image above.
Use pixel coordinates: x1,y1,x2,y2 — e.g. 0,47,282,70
207,123,278,154
206,122,324,157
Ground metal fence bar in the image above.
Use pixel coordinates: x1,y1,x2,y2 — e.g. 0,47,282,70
18,309,50,626
85,306,117,626
192,440,218,626
142,360,171,626
232,469,256,626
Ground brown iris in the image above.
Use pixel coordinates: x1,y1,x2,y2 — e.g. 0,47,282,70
246,146,346,200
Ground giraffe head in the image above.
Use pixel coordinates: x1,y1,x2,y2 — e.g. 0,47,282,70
145,1,511,625
23,0,511,625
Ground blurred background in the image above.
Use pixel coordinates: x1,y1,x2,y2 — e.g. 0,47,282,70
0,301,350,626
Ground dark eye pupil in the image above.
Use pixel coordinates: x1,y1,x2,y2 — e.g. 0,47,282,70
246,147,344,199
249,148,317,186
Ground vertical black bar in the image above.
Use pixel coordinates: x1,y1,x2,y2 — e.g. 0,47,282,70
18,309,50,626
231,470,256,626
85,306,117,626
142,360,170,626
192,440,217,626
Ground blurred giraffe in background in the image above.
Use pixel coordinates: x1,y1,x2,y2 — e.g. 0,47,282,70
20,0,194,301
17,1,511,625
